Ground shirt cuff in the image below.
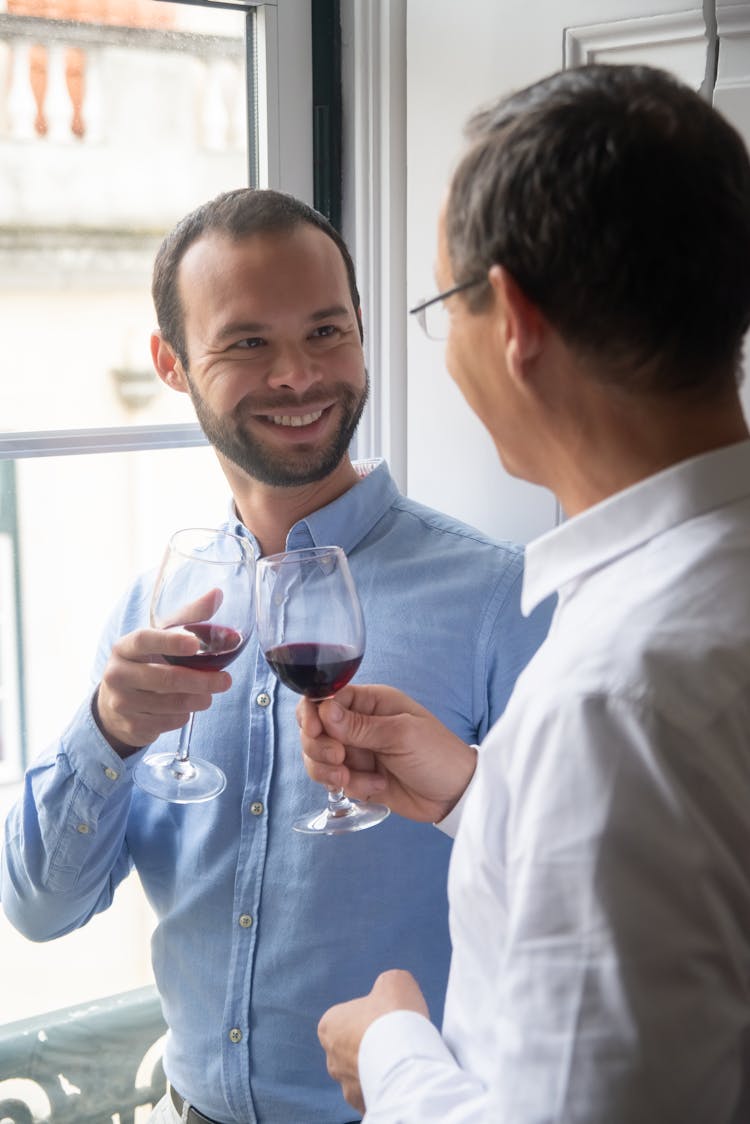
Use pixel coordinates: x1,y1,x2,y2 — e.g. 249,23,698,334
433,745,480,838
62,693,146,793
359,1010,454,1109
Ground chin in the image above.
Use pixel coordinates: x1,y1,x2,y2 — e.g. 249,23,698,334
493,442,535,484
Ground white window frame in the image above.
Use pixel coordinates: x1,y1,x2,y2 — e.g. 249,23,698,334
340,0,407,487
0,534,22,785
0,0,314,781
0,0,313,466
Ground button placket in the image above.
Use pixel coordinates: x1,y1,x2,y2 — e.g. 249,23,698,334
223,650,273,1110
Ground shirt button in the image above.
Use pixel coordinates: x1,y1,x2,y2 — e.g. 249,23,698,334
250,801,264,816
256,692,271,707
104,767,119,781
238,914,253,928
229,1028,243,1044
76,823,90,834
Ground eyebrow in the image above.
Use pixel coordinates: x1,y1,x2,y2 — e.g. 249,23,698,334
308,305,351,322
215,305,353,344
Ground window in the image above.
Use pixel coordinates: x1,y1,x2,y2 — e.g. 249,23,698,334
0,462,23,786
0,0,314,1025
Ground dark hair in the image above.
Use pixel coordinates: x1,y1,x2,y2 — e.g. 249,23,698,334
152,188,362,364
446,64,750,394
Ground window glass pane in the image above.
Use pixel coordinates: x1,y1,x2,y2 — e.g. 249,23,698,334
0,443,229,1022
0,0,252,433
0,533,23,785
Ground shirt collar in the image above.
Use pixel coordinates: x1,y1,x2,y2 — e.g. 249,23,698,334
225,458,399,558
522,439,750,615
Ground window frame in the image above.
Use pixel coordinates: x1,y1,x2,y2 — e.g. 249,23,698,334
0,463,24,784
0,0,315,780
0,0,314,465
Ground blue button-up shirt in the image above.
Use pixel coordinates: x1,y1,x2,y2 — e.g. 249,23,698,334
1,461,552,1123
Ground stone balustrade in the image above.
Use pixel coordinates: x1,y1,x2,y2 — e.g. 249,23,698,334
0,13,246,151
0,11,250,231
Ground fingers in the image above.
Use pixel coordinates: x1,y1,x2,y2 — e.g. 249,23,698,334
160,587,224,630
300,722,351,793
115,627,203,664
372,969,429,1019
317,971,429,1115
329,683,430,720
317,1001,367,1115
296,697,325,738
301,752,387,802
315,696,414,754
301,750,347,792
95,628,232,752
298,696,388,796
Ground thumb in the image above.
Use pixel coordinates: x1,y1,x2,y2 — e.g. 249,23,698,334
317,696,404,753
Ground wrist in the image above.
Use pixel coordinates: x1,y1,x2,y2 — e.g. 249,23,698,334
91,687,143,759
435,744,479,834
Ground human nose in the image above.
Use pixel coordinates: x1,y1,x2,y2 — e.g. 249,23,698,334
266,342,322,394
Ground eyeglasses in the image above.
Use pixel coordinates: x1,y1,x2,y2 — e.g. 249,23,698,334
409,277,486,341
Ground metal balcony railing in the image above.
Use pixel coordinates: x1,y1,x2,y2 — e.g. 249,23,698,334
0,985,167,1124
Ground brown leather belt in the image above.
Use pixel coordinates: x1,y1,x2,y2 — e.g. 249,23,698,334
170,1084,224,1124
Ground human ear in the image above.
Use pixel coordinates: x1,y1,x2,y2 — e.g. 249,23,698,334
151,331,189,394
487,265,544,382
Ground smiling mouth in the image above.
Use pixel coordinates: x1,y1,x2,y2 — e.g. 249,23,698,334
267,410,325,428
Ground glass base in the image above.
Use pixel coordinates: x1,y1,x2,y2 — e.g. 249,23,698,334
133,751,226,804
293,798,390,835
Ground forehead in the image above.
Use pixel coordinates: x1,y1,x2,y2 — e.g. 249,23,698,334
177,224,352,321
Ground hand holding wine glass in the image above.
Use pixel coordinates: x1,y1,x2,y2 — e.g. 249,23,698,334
255,545,390,835
297,684,478,823
134,527,255,804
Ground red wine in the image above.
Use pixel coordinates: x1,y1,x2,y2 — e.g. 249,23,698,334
164,623,248,671
264,642,362,699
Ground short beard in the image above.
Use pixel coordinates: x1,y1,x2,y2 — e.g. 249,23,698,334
185,372,369,487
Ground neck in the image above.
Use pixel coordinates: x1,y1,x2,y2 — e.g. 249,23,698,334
557,391,748,516
501,342,750,517
219,454,361,556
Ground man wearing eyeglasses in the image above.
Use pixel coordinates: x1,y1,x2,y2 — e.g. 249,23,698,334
301,64,750,1122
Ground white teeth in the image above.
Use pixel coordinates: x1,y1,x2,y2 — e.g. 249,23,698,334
269,411,323,427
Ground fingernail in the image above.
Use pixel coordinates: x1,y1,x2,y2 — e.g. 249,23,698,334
328,702,343,724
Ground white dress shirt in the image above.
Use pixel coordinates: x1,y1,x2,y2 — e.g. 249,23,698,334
359,440,750,1123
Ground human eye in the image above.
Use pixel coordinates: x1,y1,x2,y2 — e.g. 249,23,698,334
233,336,266,350
309,324,341,340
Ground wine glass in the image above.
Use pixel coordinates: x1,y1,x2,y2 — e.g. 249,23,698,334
134,527,255,804
255,545,390,835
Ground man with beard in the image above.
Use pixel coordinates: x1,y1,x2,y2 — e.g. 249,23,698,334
0,189,552,1124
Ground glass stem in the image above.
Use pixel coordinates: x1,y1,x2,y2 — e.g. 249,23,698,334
313,700,354,817
175,713,195,765
326,787,353,817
